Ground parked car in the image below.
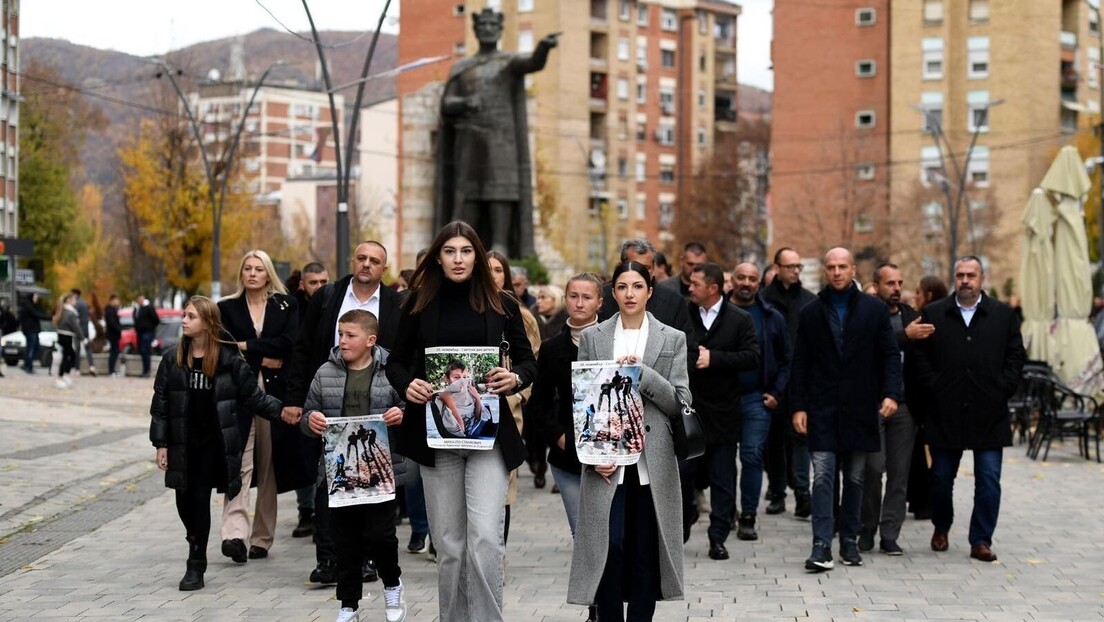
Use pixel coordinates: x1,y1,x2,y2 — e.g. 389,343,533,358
1,319,58,368
118,308,183,355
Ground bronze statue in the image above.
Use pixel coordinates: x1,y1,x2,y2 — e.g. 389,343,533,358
435,8,558,257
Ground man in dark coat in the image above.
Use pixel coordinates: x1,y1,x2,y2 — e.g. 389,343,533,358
134,294,160,378
659,241,707,299
911,255,1025,563
284,242,401,584
860,263,934,556
104,294,123,377
730,261,791,542
686,262,760,561
790,247,902,572
18,293,50,373
761,247,817,517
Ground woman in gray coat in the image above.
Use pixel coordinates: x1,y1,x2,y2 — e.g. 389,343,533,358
567,261,691,622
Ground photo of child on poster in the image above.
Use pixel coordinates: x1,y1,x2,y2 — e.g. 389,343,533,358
570,361,644,465
322,415,396,507
424,346,501,450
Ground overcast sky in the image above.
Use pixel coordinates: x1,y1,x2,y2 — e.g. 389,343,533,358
22,0,774,90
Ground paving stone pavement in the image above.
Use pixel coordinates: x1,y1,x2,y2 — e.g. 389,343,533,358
1,368,1103,620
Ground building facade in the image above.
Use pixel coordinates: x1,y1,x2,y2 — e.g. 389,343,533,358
1,0,18,239
396,0,741,273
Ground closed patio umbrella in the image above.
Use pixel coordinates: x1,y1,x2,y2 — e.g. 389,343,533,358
1039,145,1103,394
1018,189,1055,362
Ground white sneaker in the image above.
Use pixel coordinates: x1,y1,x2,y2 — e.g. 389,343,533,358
334,607,359,622
55,379,67,389
384,581,407,622
64,376,74,388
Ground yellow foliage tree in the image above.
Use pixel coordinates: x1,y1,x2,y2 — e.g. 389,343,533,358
56,184,126,301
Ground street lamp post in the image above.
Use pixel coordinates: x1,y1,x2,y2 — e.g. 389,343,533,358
912,99,1004,282
155,59,285,300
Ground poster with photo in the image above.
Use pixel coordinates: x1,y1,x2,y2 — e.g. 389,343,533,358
424,346,502,450
570,361,644,465
323,415,396,507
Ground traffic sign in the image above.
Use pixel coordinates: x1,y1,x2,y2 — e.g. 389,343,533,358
14,269,34,285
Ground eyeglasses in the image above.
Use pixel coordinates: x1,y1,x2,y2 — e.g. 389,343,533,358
778,263,803,272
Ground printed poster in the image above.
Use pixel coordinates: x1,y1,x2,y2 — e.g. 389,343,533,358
570,361,644,465
323,415,396,507
424,346,501,450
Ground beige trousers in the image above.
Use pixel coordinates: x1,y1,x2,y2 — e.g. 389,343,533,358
221,416,278,549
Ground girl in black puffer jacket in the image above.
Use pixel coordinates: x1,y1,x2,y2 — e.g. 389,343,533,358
149,296,283,592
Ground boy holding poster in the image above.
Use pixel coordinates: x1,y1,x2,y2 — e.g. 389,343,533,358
301,309,407,622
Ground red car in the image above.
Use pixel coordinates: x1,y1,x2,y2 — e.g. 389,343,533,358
118,308,184,355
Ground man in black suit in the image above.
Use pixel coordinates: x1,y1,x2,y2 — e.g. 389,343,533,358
687,262,760,561
284,241,402,584
659,241,707,299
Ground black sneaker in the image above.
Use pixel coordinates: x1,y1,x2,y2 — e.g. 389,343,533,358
765,497,786,515
736,512,758,541
292,509,314,538
840,539,863,566
794,496,811,520
362,559,378,582
805,541,834,572
309,559,337,584
858,531,875,552
407,532,428,554
221,538,247,564
879,539,904,556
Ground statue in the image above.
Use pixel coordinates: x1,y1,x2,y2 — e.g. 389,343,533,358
435,8,559,257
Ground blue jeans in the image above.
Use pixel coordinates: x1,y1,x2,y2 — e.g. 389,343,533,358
930,447,1002,546
739,392,772,514
404,461,430,535
23,331,39,372
550,465,582,536
295,483,315,512
421,448,509,622
792,432,811,498
138,331,154,375
810,450,866,545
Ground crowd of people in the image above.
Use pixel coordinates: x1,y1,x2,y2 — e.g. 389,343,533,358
144,221,1028,622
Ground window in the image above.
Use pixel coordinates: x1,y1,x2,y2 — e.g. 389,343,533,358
454,42,467,55
921,91,944,133
518,30,534,53
618,157,628,179
617,199,629,220
698,88,707,108
636,155,647,181
968,146,990,187
1093,11,1101,36
967,36,989,79
613,37,631,60
967,90,990,132
616,77,629,100
854,214,875,233
697,126,707,147
659,164,675,183
656,123,676,145
923,0,943,23
636,40,647,68
698,11,708,34
659,88,675,114
617,115,629,140
856,59,876,77
1091,47,1100,89
968,0,989,21
855,163,876,180
619,0,630,21
637,4,649,26
636,194,647,220
920,146,942,186
659,202,674,227
453,4,465,16
855,110,876,128
856,8,876,26
661,49,676,68
922,38,944,80
518,0,533,13
661,9,678,31
637,77,647,103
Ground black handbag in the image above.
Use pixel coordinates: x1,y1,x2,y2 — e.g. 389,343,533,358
671,399,706,460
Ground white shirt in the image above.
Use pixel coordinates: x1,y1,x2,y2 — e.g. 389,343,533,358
334,283,381,346
698,298,723,331
613,314,651,486
955,293,981,328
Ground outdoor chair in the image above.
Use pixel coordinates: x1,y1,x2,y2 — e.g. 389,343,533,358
1025,370,1101,462
1008,362,1051,446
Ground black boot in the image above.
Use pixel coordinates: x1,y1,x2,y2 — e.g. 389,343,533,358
179,537,206,591
292,508,314,538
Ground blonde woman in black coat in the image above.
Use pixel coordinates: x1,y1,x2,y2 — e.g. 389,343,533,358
150,296,282,592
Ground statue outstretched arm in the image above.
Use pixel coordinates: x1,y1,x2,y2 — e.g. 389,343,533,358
510,33,559,74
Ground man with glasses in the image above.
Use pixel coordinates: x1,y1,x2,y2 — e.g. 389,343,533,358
761,247,816,518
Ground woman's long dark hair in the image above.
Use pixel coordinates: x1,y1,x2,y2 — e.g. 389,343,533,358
917,275,949,309
611,261,654,290
406,221,505,315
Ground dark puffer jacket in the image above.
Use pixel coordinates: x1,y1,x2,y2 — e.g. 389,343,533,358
299,345,409,485
149,343,283,499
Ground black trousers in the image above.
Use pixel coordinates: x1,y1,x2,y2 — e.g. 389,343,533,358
174,443,224,556
333,500,402,607
596,467,660,622
58,334,76,376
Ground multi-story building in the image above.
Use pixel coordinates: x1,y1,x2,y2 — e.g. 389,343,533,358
773,0,1097,285
1,0,18,239
396,0,741,273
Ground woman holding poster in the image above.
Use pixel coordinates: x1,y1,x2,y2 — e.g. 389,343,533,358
566,261,692,622
388,221,536,622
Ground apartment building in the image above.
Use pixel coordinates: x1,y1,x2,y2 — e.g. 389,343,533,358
774,0,1096,285
396,0,741,272
0,0,18,239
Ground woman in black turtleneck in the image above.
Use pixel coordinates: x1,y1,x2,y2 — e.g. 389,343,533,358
387,221,537,622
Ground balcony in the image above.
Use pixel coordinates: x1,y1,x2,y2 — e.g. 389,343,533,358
1061,30,1078,49
590,0,609,31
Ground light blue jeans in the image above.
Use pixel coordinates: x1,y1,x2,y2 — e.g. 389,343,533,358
421,448,509,622
550,465,582,535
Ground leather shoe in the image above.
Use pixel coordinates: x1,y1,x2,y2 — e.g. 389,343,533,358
930,531,949,552
221,538,247,563
708,539,729,560
247,545,268,559
970,543,997,562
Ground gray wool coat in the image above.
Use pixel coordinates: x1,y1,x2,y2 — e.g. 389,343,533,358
567,312,692,606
